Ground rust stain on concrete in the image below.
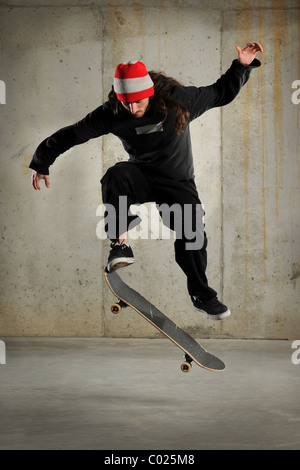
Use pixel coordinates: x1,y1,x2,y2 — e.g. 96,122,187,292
21,155,32,176
272,9,286,221
257,11,268,282
234,9,253,309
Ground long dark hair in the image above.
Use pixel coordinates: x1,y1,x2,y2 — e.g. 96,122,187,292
108,71,189,135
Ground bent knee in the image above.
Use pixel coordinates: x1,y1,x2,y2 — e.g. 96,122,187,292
101,162,142,184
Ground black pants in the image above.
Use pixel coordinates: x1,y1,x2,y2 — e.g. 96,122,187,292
101,162,217,300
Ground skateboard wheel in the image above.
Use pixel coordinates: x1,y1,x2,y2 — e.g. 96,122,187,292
181,362,192,373
111,303,122,314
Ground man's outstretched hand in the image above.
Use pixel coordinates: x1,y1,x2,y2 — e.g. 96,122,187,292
31,170,50,190
236,42,263,65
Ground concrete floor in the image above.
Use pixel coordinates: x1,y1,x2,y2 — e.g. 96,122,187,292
0,337,299,450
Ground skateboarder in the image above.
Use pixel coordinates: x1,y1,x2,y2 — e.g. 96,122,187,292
30,42,263,320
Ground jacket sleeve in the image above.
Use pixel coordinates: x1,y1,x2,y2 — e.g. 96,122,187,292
182,58,261,121
29,104,112,175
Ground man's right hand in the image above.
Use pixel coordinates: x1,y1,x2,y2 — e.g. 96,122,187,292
31,170,50,190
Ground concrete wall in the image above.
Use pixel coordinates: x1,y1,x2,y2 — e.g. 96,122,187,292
0,0,299,339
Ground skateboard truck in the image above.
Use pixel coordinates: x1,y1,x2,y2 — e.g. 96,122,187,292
181,354,193,373
111,300,127,314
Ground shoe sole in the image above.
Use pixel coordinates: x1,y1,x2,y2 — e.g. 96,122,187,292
107,258,135,273
195,307,231,320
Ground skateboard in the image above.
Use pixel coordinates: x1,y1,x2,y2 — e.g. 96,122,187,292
104,270,225,373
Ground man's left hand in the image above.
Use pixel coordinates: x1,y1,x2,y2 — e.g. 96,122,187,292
236,42,263,65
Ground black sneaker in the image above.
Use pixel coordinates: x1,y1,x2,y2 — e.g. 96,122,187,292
106,242,135,272
192,296,231,320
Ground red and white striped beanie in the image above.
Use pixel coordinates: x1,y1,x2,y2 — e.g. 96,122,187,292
114,61,154,103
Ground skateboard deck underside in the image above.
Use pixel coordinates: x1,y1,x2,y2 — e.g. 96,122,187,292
105,271,225,372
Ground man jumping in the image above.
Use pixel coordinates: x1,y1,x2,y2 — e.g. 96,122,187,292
30,42,263,320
